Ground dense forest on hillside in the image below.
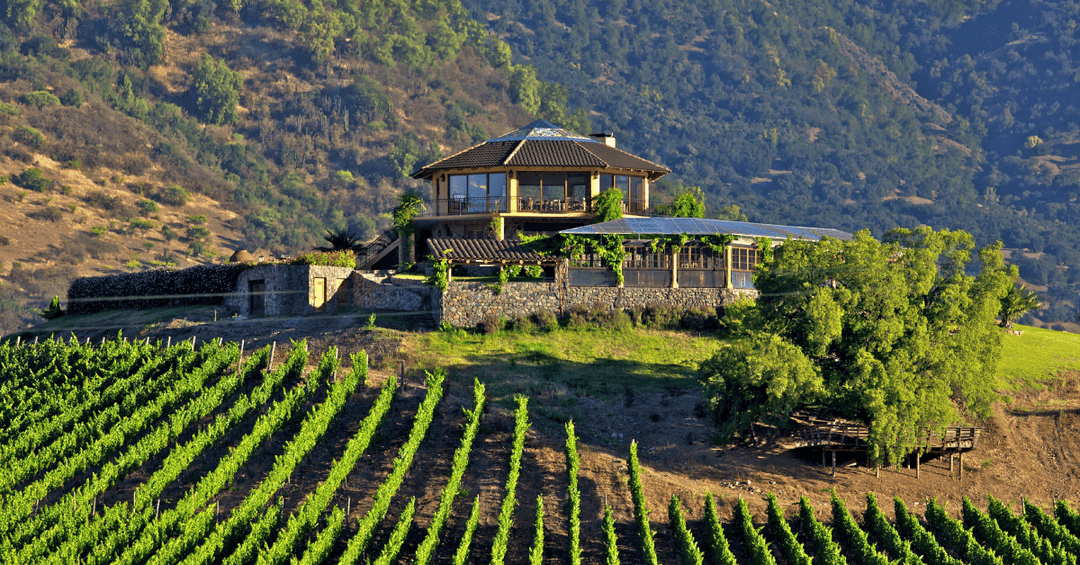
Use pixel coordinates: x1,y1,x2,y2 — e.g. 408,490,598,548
462,0,1080,326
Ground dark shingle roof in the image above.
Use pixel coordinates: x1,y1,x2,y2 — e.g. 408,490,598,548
427,238,557,263
412,121,670,179
560,218,854,241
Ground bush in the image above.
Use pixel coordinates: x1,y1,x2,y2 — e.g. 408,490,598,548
0,102,20,116
535,310,559,332
187,214,207,225
479,312,504,334
90,226,107,237
84,191,135,217
0,235,10,245
155,184,190,205
136,199,159,214
161,225,178,241
14,168,50,192
129,219,154,234
643,303,681,329
23,90,61,108
508,315,536,334
186,226,211,240
12,126,46,147
681,308,718,331
59,89,84,107
32,206,63,222
293,250,356,268
566,304,590,328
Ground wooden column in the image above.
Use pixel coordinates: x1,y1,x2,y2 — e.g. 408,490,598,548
831,451,836,476
724,246,733,289
671,248,679,288
959,452,964,481
915,453,920,479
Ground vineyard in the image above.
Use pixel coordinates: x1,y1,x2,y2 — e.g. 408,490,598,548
2,336,1080,564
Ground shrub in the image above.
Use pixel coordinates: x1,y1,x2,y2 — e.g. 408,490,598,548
0,235,10,245
59,89,84,107
525,265,543,278
161,225,178,241
566,304,590,328
188,240,211,257
0,175,8,185
187,214,207,225
156,184,190,205
293,250,356,268
13,126,46,147
64,159,82,169
681,308,718,331
644,303,681,329
508,315,536,333
24,90,61,108
14,168,49,192
130,219,154,234
136,199,159,214
90,226,107,237
535,310,559,332
0,102,20,116
479,312,504,334
34,206,63,222
186,226,211,240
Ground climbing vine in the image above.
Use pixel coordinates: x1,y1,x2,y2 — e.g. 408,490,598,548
427,250,451,291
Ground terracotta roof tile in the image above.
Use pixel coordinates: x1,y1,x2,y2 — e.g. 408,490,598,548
427,238,555,263
505,140,608,168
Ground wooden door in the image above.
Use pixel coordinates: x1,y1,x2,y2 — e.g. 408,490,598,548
249,280,265,317
313,277,326,311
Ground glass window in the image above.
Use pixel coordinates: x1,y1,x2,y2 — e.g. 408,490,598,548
489,173,506,212
600,174,613,189
567,174,588,207
615,175,630,193
731,247,759,271
468,174,487,212
630,177,644,202
449,175,467,200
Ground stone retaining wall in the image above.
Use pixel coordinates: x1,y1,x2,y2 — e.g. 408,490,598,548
438,280,756,328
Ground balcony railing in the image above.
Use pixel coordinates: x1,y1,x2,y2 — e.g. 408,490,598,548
419,197,667,217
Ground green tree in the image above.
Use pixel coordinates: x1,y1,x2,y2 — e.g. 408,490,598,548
509,65,541,114
593,188,623,222
999,283,1042,328
192,54,243,125
700,227,1015,463
113,0,169,68
389,134,420,177
662,186,706,218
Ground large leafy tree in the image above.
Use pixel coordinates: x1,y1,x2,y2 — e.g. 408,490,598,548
191,55,243,125
700,227,1016,464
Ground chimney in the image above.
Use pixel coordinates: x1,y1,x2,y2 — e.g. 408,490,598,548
590,132,616,148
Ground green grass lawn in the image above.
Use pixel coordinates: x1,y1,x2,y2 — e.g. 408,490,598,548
997,324,1080,390
406,326,723,403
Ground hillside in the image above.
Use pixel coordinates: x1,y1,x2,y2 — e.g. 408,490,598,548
0,0,582,334
458,0,1080,329
4,315,1080,562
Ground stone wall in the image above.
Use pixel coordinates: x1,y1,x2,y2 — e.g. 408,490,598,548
228,264,355,317
351,272,435,311
67,265,245,315
438,279,756,328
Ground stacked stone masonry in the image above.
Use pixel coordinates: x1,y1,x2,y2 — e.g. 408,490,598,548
438,280,756,328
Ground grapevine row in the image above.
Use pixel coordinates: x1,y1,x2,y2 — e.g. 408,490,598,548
705,493,738,565
255,351,390,565
767,493,810,565
566,420,582,565
736,496,776,565
987,496,1071,565
413,378,486,565
165,347,352,565
628,440,661,565
894,496,960,565
530,495,545,565
962,496,1042,565
372,497,416,565
925,498,1003,565
799,497,847,565
865,492,925,565
489,394,530,565
452,496,482,565
604,505,621,565
832,492,890,565
1026,499,1080,557
670,494,705,565
336,368,446,565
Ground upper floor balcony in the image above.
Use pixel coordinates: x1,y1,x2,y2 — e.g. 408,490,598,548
419,196,664,218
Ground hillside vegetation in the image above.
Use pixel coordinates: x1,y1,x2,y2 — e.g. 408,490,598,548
0,0,583,333
460,0,1080,328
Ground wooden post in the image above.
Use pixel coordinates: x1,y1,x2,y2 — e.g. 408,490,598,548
915,453,920,479
268,341,277,372
166,336,171,349
237,340,245,374
14,336,20,347
959,452,964,481
399,361,406,391
822,451,826,467
831,451,836,476
875,464,880,478
950,454,954,473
